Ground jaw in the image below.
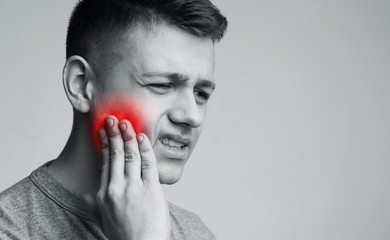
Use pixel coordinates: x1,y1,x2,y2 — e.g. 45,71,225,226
156,157,186,185
152,134,200,185
151,129,203,185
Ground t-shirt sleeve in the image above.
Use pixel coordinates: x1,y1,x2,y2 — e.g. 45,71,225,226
0,207,30,240
0,178,33,240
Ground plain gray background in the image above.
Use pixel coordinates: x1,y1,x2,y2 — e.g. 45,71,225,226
1,0,390,239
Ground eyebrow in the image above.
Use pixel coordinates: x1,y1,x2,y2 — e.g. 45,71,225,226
196,80,216,90
141,72,216,90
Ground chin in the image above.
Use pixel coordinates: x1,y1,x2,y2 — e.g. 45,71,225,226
157,159,186,185
159,174,182,185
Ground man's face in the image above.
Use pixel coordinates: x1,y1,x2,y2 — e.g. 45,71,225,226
91,24,215,184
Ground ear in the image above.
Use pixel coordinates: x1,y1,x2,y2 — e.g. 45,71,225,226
62,56,95,113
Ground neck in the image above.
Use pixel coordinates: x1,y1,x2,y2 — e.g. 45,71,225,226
48,110,101,196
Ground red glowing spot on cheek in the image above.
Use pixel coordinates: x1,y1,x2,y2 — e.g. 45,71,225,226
90,96,147,149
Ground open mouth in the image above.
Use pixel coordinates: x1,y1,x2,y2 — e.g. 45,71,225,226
156,135,190,159
159,138,187,150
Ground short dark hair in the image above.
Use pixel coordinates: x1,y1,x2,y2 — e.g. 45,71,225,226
66,0,228,67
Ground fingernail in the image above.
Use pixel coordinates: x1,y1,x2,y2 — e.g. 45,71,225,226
137,134,144,143
119,122,127,131
106,118,114,127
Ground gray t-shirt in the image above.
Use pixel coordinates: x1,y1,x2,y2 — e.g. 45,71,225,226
0,161,216,240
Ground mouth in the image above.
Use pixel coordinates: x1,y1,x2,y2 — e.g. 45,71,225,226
155,134,190,160
159,137,187,150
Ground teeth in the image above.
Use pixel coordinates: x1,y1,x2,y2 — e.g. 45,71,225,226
168,139,183,147
160,138,184,148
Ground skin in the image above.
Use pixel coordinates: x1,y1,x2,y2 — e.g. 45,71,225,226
95,116,170,239
47,23,215,239
91,23,216,184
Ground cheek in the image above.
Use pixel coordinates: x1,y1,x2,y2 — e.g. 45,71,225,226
90,96,148,148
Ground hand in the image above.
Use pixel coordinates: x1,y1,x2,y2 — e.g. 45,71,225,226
90,115,170,240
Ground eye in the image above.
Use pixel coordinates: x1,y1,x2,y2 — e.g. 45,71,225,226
147,83,172,94
194,89,211,104
148,83,171,89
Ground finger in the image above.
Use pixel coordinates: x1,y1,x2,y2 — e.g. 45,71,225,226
119,119,141,183
98,127,109,192
105,115,125,186
137,133,159,184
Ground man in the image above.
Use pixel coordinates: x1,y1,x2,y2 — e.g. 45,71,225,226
0,0,227,239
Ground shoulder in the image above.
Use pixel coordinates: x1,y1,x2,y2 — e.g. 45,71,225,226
0,173,50,212
168,202,201,222
168,202,216,240
0,176,35,210
0,177,36,239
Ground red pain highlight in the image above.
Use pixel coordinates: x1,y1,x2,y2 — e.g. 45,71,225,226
90,97,146,149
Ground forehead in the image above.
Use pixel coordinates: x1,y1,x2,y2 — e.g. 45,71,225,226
120,23,215,82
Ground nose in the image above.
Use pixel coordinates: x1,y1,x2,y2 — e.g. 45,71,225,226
168,91,204,128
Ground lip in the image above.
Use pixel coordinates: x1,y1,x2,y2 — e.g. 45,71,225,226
158,133,190,146
154,133,191,160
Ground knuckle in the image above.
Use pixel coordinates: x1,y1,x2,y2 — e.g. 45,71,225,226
107,129,120,137
107,185,121,199
123,133,135,142
96,191,105,203
124,153,138,163
100,142,109,149
139,146,152,155
110,149,122,159
141,159,154,169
